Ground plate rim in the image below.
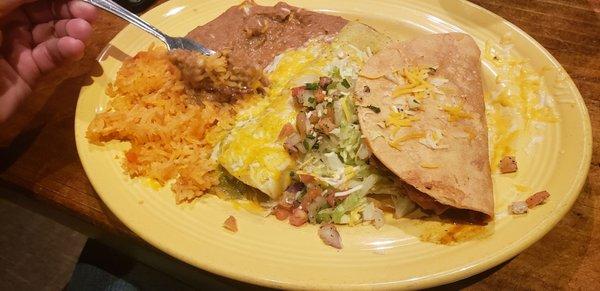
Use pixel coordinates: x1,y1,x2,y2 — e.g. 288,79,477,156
74,0,593,289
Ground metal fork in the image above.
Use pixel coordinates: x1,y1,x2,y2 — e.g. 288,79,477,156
84,0,216,56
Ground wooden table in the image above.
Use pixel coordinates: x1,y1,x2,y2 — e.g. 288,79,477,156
1,0,598,289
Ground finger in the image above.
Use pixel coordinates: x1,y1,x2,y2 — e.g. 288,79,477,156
0,0,35,19
32,18,92,45
3,24,39,85
31,36,85,73
55,18,93,41
4,33,39,85
23,0,97,24
64,0,98,23
31,22,55,45
0,58,32,124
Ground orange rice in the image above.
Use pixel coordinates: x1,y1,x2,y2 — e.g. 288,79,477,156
87,46,240,203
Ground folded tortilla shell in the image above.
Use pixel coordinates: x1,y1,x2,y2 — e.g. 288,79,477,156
356,33,494,219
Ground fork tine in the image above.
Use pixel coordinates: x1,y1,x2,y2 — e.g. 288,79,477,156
170,37,216,56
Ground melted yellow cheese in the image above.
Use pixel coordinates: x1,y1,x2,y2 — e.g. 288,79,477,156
484,39,559,170
218,41,331,198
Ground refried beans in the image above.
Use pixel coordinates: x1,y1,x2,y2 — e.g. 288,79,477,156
169,1,347,102
186,1,348,70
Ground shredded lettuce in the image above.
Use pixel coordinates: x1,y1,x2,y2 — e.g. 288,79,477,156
332,193,366,223
287,47,408,227
296,93,392,225
329,174,378,224
392,194,417,218
316,208,333,223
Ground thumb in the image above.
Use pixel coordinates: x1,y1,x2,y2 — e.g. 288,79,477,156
0,0,36,18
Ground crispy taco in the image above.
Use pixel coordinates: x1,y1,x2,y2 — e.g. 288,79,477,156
355,33,494,221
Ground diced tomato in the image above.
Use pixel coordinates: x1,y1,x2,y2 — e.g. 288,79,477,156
296,112,308,138
284,133,301,156
307,186,322,199
291,86,305,104
289,208,308,226
298,173,315,184
499,156,518,173
278,123,296,140
316,117,335,133
223,215,238,232
315,90,326,103
274,206,291,220
318,76,332,89
326,193,336,207
526,191,550,208
301,186,322,210
325,105,335,120
309,112,319,124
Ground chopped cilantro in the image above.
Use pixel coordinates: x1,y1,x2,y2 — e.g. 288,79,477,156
341,79,351,89
366,105,381,113
332,67,341,79
303,139,310,150
305,83,318,90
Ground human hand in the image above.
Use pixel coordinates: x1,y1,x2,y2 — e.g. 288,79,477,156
0,0,97,123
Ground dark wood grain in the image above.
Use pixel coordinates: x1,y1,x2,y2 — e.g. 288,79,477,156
0,0,598,289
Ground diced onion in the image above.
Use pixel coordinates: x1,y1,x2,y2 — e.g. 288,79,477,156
318,224,342,249
358,174,379,197
362,202,376,221
372,208,385,229
357,140,371,160
392,194,417,218
334,185,363,197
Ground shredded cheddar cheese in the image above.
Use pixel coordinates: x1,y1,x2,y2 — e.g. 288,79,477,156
392,67,434,97
484,38,560,170
145,178,162,190
386,112,419,129
419,162,439,169
443,105,472,121
388,131,426,150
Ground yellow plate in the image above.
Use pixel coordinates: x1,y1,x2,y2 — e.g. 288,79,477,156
75,0,592,289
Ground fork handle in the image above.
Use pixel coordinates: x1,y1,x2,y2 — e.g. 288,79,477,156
83,0,168,44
